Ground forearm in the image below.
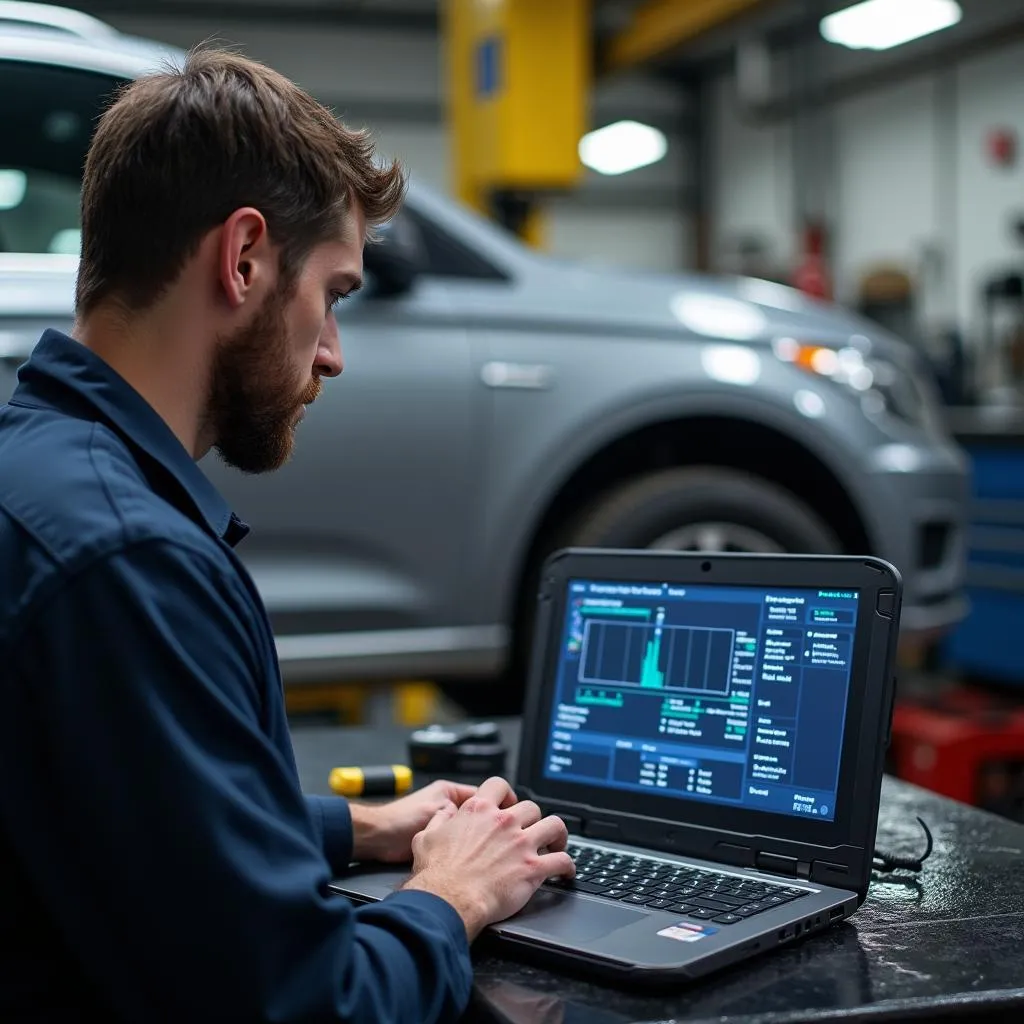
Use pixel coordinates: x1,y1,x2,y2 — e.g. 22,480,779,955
348,892,474,1022
305,794,355,872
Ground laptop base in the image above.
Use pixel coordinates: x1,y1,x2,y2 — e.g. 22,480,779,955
330,838,857,988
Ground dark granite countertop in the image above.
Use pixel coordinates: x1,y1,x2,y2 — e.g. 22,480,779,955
292,719,1024,1023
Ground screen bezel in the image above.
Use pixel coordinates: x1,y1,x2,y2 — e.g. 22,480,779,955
517,549,901,874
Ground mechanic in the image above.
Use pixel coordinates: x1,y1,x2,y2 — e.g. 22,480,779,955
0,48,573,1023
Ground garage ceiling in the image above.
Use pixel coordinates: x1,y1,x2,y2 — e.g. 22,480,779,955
69,0,1024,91
70,0,441,32
69,0,779,44
625,0,1024,76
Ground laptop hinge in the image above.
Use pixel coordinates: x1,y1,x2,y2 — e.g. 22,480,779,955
769,863,811,881
756,852,811,880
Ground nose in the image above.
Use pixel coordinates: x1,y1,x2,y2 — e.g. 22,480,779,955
315,312,344,378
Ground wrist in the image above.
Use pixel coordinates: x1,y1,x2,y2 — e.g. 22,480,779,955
349,802,388,862
401,871,489,941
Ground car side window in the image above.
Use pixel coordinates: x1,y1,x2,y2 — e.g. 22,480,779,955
404,208,509,281
0,59,123,255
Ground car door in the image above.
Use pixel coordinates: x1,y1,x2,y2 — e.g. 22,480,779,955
201,274,483,683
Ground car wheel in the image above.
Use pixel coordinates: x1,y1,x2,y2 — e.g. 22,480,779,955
568,467,842,555
440,467,841,719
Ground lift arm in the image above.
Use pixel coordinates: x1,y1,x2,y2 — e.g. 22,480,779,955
604,0,768,73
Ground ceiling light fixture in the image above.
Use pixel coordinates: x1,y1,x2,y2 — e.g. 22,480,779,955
578,120,667,176
821,0,962,51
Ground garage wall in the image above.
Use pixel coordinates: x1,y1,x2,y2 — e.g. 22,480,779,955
709,34,1024,341
830,78,940,311
105,14,693,274
954,43,1024,337
710,72,795,274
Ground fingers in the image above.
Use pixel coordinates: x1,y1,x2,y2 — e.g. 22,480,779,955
424,779,477,806
424,801,457,832
444,782,478,806
525,814,571,854
476,776,517,808
505,799,543,829
537,850,576,880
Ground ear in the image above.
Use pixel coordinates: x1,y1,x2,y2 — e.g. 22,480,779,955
218,207,273,310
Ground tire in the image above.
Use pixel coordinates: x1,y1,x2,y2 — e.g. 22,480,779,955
440,467,841,718
567,467,841,555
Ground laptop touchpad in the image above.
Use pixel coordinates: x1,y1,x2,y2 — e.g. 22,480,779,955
507,889,648,941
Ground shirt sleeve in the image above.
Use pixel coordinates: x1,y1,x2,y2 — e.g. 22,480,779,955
0,539,472,1024
305,794,356,873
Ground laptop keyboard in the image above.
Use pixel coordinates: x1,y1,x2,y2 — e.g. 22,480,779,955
546,843,811,926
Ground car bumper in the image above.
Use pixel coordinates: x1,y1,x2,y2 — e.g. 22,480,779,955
863,441,970,640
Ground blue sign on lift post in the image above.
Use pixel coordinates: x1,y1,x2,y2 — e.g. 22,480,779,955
475,35,501,98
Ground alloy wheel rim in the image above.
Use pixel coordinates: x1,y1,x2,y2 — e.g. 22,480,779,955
646,521,785,553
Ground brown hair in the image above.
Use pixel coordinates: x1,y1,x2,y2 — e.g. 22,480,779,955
75,46,406,315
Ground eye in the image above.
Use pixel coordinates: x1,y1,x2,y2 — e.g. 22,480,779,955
328,291,348,312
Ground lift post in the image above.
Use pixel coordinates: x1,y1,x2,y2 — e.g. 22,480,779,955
445,0,589,247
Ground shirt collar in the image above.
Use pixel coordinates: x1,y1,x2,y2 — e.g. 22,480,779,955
11,329,250,547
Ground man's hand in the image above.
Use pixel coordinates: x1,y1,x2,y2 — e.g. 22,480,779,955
400,776,575,941
349,780,480,863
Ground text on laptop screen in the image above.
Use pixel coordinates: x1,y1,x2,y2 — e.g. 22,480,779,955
542,579,860,823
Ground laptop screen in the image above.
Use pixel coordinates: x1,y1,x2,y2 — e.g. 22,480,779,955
541,578,861,824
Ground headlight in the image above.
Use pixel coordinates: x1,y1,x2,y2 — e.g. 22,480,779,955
772,336,944,433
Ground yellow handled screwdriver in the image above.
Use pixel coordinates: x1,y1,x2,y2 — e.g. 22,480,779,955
328,764,413,798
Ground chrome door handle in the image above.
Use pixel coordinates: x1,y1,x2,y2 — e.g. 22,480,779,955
0,331,37,369
480,361,555,389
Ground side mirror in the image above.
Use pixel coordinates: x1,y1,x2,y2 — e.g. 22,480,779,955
364,212,423,298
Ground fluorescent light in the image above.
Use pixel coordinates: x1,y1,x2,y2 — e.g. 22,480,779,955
821,0,961,51
578,120,667,176
0,169,26,210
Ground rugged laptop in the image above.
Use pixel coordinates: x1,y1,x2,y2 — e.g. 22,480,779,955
332,549,902,987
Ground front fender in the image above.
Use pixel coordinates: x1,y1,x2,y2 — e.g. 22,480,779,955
473,380,879,627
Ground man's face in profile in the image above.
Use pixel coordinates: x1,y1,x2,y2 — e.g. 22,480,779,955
207,278,320,474
207,212,363,474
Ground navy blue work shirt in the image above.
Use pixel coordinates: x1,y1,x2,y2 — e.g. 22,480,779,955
0,330,472,1023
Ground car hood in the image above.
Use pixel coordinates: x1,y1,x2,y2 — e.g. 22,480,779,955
0,255,78,317
405,183,913,360
506,256,918,362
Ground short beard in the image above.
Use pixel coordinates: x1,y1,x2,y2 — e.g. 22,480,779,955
206,281,321,474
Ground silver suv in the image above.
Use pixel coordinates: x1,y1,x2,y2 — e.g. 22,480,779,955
0,6,969,711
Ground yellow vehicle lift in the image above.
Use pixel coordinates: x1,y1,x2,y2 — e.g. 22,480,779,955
445,0,589,248
445,0,767,247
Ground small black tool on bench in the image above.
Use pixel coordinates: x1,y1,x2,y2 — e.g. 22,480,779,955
408,721,508,781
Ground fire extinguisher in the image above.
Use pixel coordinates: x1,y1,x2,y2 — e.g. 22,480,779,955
792,220,832,301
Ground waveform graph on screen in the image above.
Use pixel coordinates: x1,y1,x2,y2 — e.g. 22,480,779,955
579,609,734,695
